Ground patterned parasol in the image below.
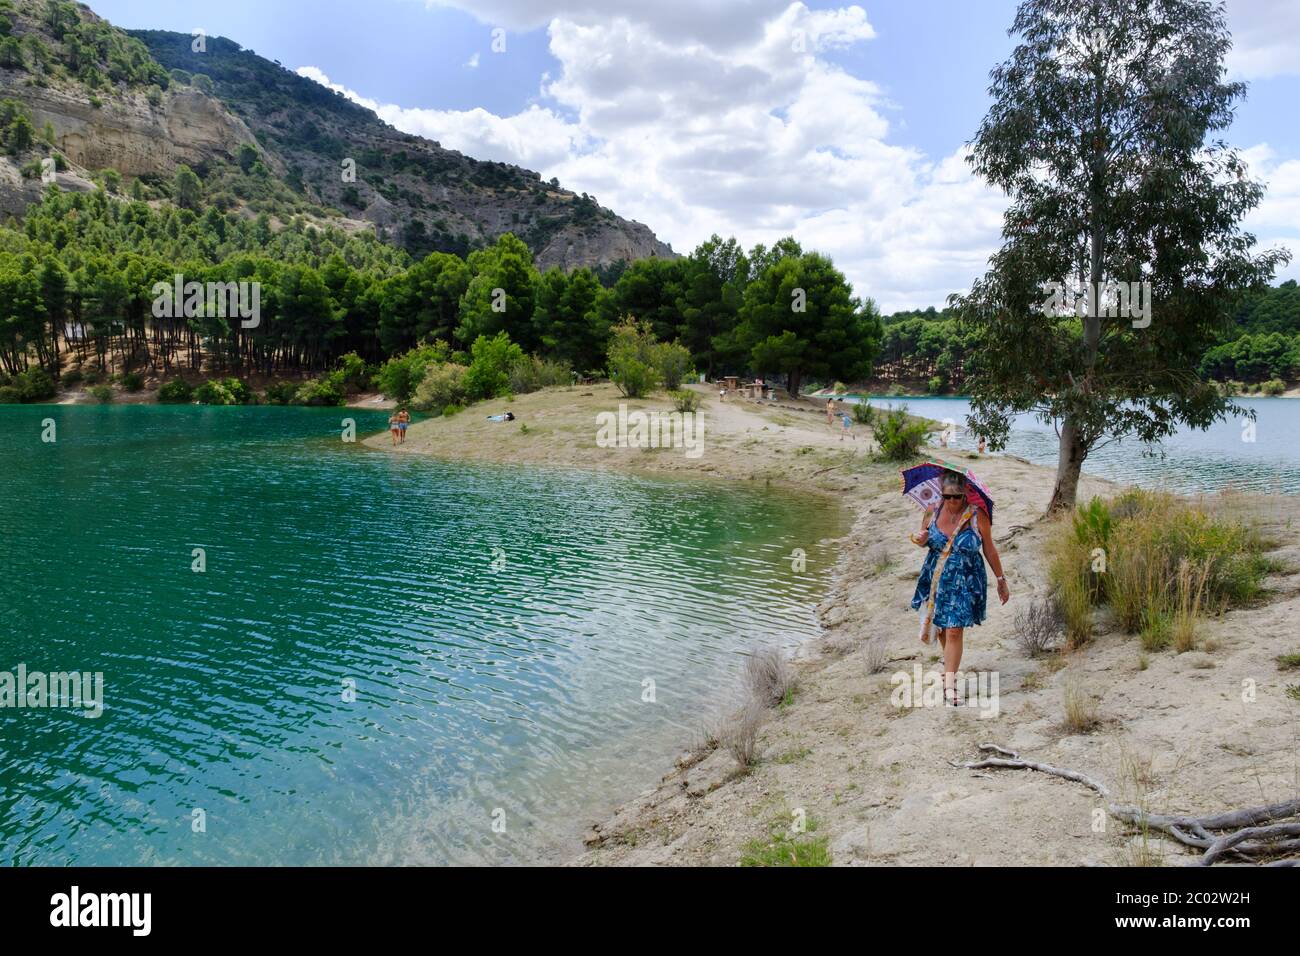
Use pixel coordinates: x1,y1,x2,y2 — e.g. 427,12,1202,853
900,459,995,521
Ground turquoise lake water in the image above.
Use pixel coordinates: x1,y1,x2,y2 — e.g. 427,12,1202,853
861,396,1300,495
0,406,844,865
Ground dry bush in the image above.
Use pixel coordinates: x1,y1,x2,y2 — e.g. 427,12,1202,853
864,543,892,575
863,637,889,674
1014,596,1063,657
1062,679,1101,734
723,700,765,769
745,646,797,707
1171,559,1210,653
1046,526,1094,647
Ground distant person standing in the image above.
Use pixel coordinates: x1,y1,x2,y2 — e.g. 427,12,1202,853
977,436,986,455
839,411,855,441
388,412,401,446
397,409,411,443
826,397,836,426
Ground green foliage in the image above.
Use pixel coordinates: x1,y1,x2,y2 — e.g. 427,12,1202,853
531,266,608,370
173,164,202,211
412,363,468,414
121,371,144,392
851,402,874,426
606,319,660,398
652,340,693,390
738,242,882,396
508,354,571,395
872,405,930,461
374,343,447,403
157,379,194,404
13,366,56,402
463,332,524,401
740,816,831,867
1058,490,1272,641
335,352,370,393
90,383,114,404
263,381,299,405
669,389,700,414
1,98,34,155
457,234,539,348
0,385,20,403
193,378,251,405
294,372,346,406
954,0,1289,512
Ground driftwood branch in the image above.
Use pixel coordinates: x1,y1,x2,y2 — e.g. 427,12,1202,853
950,744,1300,866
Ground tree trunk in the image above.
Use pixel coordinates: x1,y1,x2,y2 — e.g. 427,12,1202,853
1047,417,1086,514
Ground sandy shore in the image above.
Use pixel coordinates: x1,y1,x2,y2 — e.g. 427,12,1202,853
366,383,1300,866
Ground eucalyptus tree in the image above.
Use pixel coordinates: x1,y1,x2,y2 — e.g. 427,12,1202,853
953,0,1288,512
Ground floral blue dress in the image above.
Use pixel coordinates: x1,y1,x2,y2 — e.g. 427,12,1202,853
909,512,988,628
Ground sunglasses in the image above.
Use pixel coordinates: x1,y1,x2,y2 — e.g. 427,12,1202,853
941,493,965,500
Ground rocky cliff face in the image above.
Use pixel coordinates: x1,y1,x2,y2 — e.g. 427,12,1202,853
13,83,256,177
0,0,673,271
130,28,676,270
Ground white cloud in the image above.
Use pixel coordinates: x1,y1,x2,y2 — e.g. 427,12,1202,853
1242,144,1300,284
300,1,1296,310
301,3,1008,311
1226,0,1300,79
465,52,480,69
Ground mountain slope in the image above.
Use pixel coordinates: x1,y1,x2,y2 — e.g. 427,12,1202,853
130,27,674,270
0,0,673,271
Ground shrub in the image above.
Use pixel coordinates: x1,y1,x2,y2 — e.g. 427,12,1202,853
1051,490,1272,650
375,343,447,403
463,332,524,402
508,355,571,394
927,375,944,395
263,381,299,405
669,389,700,414
0,385,21,404
872,405,930,461
745,647,796,708
157,379,194,404
1062,680,1101,734
122,372,144,392
723,700,764,769
295,372,346,406
14,367,56,402
60,369,83,388
652,340,693,391
607,320,659,399
412,363,467,413
336,352,370,393
851,402,874,426
90,384,114,404
193,378,251,405
1015,597,1063,658
1262,378,1286,396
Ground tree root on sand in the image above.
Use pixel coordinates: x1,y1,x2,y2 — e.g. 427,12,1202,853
950,744,1300,866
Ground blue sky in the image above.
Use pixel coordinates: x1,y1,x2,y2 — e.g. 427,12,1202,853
93,0,1300,310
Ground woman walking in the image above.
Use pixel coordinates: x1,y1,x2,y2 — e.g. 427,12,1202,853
909,471,1009,704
